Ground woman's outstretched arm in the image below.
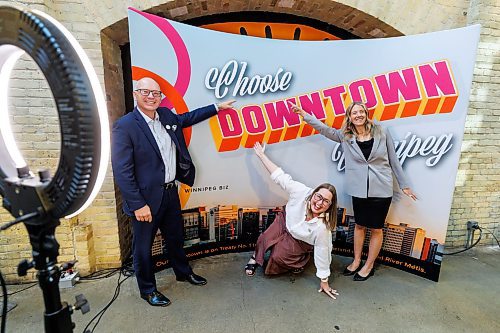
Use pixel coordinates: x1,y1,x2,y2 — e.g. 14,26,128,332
253,142,278,174
289,101,343,143
253,142,310,198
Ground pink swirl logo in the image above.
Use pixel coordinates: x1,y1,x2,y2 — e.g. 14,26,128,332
129,8,194,206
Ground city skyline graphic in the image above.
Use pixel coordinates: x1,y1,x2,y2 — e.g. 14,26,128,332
151,205,444,266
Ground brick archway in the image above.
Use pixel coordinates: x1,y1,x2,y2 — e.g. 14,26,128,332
100,2,402,264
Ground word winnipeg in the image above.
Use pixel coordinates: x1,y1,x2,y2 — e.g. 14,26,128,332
331,132,454,171
183,185,229,193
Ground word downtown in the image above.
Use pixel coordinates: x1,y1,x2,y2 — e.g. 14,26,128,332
204,59,460,155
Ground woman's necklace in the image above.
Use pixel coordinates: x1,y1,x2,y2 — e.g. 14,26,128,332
357,131,371,141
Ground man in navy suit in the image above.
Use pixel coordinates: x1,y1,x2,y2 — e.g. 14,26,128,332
112,77,235,306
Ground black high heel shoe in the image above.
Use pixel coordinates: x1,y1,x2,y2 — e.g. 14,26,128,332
353,268,375,281
342,262,362,276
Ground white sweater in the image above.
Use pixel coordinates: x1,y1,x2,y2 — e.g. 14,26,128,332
270,168,332,279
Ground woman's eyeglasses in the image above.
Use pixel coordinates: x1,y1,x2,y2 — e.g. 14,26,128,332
313,192,332,206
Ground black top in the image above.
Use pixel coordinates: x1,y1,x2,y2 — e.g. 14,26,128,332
356,138,374,161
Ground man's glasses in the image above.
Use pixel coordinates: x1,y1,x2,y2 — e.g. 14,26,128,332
313,192,332,206
135,89,162,98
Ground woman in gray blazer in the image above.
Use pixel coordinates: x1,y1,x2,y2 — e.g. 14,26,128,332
291,101,417,281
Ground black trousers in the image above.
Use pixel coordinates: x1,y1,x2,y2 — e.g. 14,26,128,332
132,186,192,294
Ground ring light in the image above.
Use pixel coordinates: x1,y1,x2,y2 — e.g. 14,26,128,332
0,5,109,220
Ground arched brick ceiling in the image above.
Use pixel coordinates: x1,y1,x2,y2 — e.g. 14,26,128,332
102,0,402,45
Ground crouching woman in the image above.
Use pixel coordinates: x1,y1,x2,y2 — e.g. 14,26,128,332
245,143,339,299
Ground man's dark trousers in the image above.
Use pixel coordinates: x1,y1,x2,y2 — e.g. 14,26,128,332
132,186,191,294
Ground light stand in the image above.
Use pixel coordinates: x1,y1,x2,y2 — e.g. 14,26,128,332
0,5,110,333
24,219,74,332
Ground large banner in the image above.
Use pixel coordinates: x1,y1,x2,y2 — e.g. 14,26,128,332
128,8,479,281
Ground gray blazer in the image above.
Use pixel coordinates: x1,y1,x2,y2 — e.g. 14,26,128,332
303,113,410,198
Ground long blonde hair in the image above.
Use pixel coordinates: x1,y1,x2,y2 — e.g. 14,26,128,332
305,183,338,231
341,101,379,138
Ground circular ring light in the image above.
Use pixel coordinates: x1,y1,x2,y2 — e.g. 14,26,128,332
0,5,109,219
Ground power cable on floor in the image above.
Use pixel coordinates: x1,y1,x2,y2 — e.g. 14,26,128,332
1,266,124,299
0,261,134,333
5,281,38,286
481,227,500,247
79,267,122,281
82,262,134,333
0,283,37,298
444,226,482,255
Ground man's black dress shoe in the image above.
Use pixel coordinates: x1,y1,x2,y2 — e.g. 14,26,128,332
176,273,207,286
353,268,375,281
140,290,171,307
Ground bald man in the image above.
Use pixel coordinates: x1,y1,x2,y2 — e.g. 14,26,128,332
112,77,235,306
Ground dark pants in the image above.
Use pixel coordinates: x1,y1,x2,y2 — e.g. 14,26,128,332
132,187,192,294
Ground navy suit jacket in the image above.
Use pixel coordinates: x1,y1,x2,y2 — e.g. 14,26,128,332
111,105,217,216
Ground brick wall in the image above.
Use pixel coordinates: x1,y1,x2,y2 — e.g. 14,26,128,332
0,0,120,282
0,0,497,282
445,0,500,247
